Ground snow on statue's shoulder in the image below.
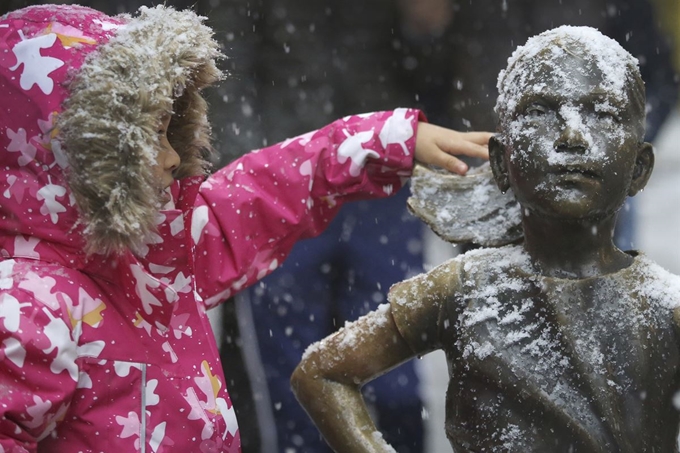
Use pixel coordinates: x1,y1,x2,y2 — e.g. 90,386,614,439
301,303,393,362
635,254,680,311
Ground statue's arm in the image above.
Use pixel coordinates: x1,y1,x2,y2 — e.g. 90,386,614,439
291,259,460,452
290,304,417,452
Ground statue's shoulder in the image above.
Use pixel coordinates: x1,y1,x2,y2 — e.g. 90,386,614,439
630,253,680,310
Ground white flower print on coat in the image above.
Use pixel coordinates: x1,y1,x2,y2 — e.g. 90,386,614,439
10,31,64,94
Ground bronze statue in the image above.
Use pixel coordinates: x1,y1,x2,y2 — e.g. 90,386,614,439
291,26,680,452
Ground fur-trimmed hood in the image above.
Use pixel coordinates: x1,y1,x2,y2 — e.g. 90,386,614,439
0,4,222,258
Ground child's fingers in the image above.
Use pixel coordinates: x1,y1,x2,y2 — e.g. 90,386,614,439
438,138,490,160
456,131,494,146
414,123,493,174
426,151,469,175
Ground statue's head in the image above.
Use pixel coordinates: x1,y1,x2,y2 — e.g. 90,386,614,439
489,26,654,222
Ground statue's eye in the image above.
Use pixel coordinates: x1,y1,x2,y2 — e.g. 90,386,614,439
525,103,548,117
595,109,621,122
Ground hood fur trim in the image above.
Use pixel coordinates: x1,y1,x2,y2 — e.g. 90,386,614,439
57,5,223,256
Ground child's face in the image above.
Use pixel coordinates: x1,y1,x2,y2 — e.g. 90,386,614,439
494,47,649,222
153,113,180,203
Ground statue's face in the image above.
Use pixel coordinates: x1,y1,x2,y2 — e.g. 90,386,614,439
500,50,644,221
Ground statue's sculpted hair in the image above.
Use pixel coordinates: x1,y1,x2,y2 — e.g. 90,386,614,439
495,26,645,138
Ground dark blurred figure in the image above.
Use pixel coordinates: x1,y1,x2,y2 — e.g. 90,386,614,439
215,2,428,452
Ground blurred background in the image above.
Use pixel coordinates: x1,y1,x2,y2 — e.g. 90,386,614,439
2,1,679,451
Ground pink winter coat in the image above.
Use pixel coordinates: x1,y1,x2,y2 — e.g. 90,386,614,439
0,5,419,453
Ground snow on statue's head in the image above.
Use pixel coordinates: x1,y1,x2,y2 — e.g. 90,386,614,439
495,25,646,139
488,26,653,223
408,26,652,246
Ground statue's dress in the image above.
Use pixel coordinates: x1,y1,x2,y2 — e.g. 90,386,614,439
390,245,680,452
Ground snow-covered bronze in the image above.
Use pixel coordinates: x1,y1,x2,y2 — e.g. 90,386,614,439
408,162,522,246
292,26,680,452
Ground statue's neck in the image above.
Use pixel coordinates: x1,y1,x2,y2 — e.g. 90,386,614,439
521,213,633,279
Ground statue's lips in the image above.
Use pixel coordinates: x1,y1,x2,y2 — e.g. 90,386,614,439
550,166,601,182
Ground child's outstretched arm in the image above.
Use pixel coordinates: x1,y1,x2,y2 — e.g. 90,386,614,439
290,304,416,453
192,109,491,307
415,122,491,175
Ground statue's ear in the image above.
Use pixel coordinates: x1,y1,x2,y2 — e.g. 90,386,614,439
489,135,510,193
628,142,654,196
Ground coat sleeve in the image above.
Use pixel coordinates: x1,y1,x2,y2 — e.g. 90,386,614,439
192,108,423,308
0,289,79,452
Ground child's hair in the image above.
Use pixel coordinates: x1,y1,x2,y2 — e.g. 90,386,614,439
56,6,223,255
495,26,645,137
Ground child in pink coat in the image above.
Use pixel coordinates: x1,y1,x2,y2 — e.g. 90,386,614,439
0,4,490,452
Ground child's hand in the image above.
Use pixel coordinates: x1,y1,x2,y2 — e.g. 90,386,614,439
415,122,492,175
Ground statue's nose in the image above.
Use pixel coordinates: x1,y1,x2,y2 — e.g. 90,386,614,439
555,124,588,154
